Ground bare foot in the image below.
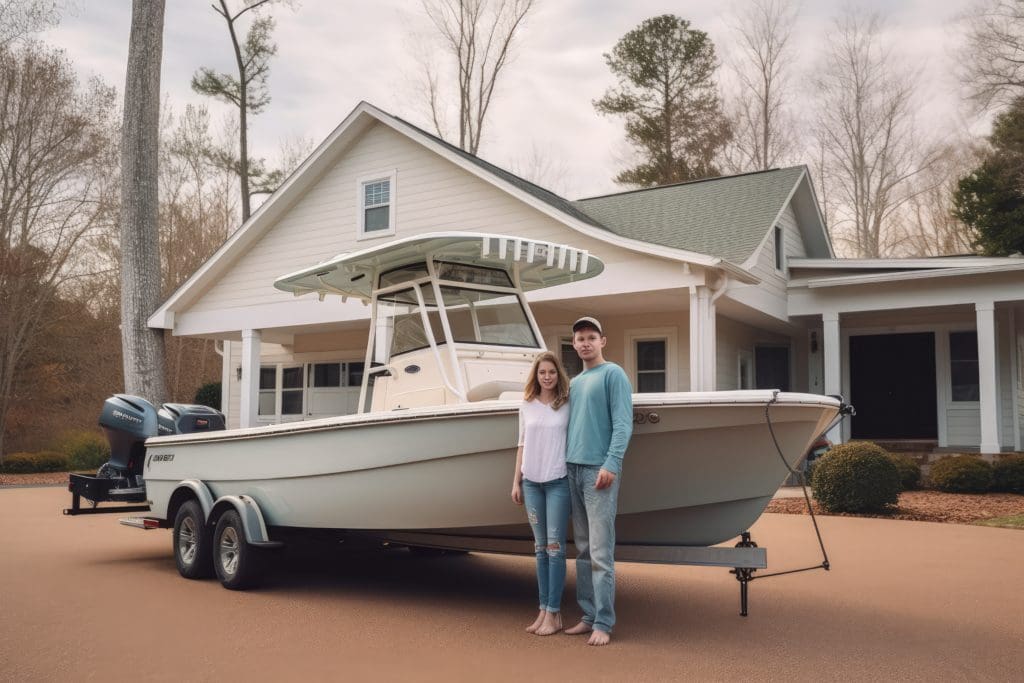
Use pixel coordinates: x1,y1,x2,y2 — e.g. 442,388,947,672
564,621,592,636
535,611,562,636
587,629,611,646
525,610,545,633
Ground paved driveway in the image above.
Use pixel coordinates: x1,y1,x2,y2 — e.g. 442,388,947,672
1,487,1021,681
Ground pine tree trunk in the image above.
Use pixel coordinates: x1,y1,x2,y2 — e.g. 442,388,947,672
120,0,168,406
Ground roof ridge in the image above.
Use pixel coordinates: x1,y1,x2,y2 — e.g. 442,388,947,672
574,166,804,202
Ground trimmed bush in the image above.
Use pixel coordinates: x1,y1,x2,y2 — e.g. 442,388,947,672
929,455,993,493
56,431,110,471
886,453,922,491
992,454,1024,493
194,382,221,410
1,451,68,473
811,442,900,513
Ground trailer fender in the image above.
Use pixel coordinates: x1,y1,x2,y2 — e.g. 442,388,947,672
168,480,216,522
209,495,281,547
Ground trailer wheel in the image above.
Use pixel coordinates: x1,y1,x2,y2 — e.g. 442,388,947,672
213,509,264,590
173,500,214,579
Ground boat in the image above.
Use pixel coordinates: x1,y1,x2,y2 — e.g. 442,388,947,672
140,233,840,546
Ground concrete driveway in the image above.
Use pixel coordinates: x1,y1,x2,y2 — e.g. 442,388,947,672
1,486,1021,682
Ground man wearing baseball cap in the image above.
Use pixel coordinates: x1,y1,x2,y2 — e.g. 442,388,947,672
563,316,633,646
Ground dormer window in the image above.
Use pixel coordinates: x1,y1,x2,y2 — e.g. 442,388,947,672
358,170,397,239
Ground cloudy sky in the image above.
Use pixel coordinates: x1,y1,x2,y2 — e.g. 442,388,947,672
43,0,979,199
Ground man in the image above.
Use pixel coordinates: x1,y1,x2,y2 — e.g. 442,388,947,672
564,316,633,646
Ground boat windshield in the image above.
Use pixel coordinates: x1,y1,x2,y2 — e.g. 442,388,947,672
375,284,537,361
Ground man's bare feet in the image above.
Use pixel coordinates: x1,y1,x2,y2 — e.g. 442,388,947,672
525,609,545,633
564,621,592,635
587,629,611,646
535,611,562,636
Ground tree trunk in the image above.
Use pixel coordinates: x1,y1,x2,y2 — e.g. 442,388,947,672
120,0,168,406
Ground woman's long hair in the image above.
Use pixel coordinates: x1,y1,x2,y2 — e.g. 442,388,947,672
523,351,570,410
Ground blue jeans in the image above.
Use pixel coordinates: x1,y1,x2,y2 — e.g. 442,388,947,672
522,476,570,613
567,463,620,633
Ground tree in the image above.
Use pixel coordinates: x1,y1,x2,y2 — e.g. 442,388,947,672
192,0,287,222
594,14,732,187
0,44,117,461
120,0,168,407
953,98,1024,255
897,140,980,256
0,0,59,48
811,10,937,257
421,0,536,155
722,0,800,173
959,0,1024,111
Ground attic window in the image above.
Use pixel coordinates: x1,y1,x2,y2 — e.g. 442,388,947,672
357,170,397,239
774,225,784,271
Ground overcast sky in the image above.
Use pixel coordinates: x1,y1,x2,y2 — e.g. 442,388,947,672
43,0,979,200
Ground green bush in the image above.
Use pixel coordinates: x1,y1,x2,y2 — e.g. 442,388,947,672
56,430,110,471
194,382,221,410
929,455,993,493
811,442,901,513
1,451,68,473
886,453,922,491
992,455,1024,493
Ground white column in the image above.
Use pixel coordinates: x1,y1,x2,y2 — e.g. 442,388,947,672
822,312,842,443
240,329,262,428
688,286,715,391
976,303,1000,456
689,287,701,391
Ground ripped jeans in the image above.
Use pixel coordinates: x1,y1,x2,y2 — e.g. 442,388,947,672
522,476,571,613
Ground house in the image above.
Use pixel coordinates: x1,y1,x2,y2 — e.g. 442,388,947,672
150,102,1024,455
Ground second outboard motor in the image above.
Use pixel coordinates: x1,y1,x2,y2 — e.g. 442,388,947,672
157,403,226,435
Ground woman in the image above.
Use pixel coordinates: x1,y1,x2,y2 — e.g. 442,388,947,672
511,351,571,636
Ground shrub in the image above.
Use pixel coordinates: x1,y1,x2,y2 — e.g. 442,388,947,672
56,430,110,471
992,455,1024,493
1,451,68,473
929,455,993,493
194,382,221,410
886,453,922,491
811,442,900,513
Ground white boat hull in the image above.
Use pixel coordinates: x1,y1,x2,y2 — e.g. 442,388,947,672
143,391,838,548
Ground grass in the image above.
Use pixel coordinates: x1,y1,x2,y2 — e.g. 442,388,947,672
975,514,1024,529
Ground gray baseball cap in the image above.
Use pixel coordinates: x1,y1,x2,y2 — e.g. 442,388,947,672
572,316,603,334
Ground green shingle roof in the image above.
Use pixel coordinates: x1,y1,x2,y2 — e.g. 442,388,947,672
572,167,807,265
393,112,806,266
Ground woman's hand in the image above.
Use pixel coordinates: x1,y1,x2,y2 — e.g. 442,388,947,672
511,481,523,505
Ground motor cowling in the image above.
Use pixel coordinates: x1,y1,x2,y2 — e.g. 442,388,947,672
99,394,158,477
157,403,226,435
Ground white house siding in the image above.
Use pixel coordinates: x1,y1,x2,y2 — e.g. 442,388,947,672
715,316,791,390
1016,307,1024,450
184,122,656,321
748,206,804,300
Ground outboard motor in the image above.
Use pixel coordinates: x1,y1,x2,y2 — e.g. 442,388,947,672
157,403,226,435
65,394,226,515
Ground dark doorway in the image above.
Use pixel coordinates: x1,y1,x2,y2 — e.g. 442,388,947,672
755,346,790,391
850,332,937,439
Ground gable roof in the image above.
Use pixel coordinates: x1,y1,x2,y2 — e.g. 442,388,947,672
573,167,820,265
154,101,818,328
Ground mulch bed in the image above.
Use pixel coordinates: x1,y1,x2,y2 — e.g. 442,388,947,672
767,490,1024,524
1,472,73,487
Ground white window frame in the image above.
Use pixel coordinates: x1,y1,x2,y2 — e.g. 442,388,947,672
624,327,678,392
773,224,785,272
356,169,397,240
257,363,307,424
737,349,754,390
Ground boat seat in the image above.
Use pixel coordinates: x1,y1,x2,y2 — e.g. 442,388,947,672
466,380,523,402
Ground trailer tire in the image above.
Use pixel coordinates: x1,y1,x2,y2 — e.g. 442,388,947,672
213,509,264,590
173,500,214,579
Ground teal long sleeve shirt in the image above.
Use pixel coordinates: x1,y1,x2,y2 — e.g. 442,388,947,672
566,362,633,474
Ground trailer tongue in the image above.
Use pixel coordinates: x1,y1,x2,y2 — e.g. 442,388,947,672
64,394,225,516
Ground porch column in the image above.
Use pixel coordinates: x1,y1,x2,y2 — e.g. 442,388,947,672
822,312,842,443
976,303,1000,456
689,286,716,391
240,329,262,428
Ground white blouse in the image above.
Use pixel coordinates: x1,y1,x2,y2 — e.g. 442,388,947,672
518,398,569,483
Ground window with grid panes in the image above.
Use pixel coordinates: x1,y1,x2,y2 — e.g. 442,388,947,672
636,339,667,392
363,179,390,232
